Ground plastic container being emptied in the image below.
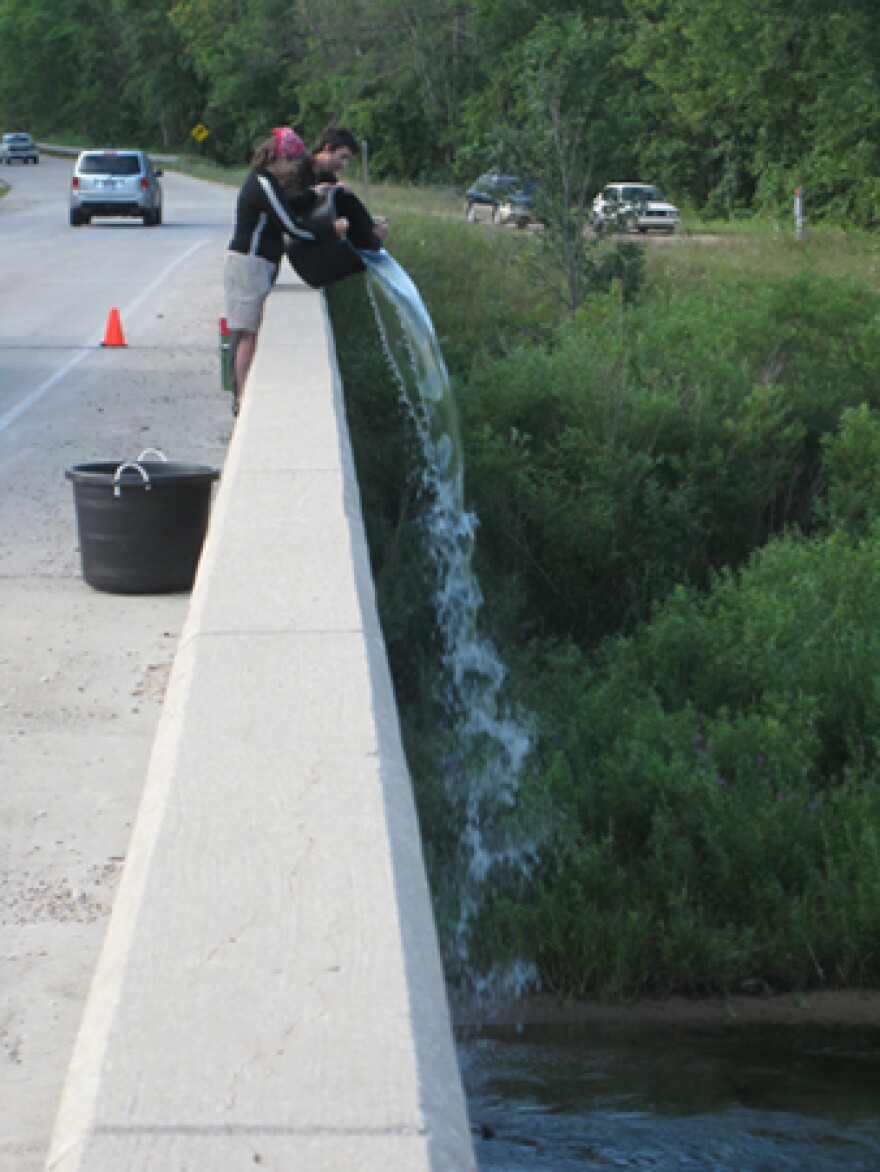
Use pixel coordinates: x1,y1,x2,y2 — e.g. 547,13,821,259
65,454,220,594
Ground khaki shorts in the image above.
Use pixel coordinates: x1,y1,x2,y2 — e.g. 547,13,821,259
224,252,277,333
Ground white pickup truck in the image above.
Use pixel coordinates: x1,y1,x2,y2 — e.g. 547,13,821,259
593,183,679,233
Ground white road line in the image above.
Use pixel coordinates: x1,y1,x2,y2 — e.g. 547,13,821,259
0,238,210,432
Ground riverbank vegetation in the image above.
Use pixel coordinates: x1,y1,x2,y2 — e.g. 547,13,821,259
329,200,880,999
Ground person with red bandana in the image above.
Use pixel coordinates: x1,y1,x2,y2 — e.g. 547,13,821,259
224,126,347,413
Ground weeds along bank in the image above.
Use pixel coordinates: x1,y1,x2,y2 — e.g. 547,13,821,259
328,204,880,1000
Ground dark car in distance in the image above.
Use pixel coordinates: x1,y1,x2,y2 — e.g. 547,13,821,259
465,173,538,228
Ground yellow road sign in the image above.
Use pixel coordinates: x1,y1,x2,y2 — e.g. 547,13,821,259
191,123,209,143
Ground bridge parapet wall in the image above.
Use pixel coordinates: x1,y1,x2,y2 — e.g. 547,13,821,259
47,270,476,1171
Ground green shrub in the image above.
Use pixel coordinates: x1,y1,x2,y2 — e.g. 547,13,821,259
462,272,880,641
821,404,880,538
514,530,880,994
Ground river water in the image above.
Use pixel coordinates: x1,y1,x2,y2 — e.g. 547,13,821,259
458,1022,880,1170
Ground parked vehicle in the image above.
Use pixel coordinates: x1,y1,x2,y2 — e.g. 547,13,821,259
1,133,39,164
592,183,680,233
466,173,539,228
69,149,163,227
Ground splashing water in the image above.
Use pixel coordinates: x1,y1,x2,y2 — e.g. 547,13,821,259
354,246,542,1000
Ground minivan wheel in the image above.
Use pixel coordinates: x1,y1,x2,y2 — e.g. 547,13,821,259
69,208,84,227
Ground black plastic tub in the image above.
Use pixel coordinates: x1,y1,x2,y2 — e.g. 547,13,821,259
65,459,220,594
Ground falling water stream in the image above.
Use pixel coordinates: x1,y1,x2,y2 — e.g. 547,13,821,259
353,246,542,999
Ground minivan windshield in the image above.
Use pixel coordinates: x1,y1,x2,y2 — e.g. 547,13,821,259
79,154,141,176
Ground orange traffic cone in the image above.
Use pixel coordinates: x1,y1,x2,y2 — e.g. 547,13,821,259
101,307,127,348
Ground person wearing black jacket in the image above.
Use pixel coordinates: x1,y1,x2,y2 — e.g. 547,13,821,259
283,125,389,289
224,126,345,411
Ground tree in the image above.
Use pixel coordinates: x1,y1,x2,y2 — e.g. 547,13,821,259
169,0,306,161
0,0,203,148
294,0,485,178
491,14,639,311
625,0,880,223
0,0,118,136
111,0,205,150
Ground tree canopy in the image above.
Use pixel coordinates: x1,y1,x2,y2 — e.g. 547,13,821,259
0,0,876,224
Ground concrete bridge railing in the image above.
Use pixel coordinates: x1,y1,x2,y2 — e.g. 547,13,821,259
47,268,477,1170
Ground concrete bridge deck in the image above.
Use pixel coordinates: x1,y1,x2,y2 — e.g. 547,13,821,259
46,271,476,1170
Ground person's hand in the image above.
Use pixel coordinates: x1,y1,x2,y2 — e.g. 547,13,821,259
314,182,336,197
333,217,349,238
373,216,389,241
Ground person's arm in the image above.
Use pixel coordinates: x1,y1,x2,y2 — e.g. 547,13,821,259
290,186,349,244
255,173,317,241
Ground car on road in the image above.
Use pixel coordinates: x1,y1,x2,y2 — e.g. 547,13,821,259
592,183,680,233
1,133,39,164
465,173,539,228
69,149,163,226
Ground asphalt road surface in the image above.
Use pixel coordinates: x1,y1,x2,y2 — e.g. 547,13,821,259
0,155,236,1170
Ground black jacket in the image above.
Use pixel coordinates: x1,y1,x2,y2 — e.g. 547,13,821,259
228,168,318,264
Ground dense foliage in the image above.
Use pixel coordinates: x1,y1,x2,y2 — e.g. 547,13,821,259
329,211,880,997
1,0,878,225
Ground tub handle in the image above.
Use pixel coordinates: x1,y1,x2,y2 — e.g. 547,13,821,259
137,447,167,463
113,462,151,497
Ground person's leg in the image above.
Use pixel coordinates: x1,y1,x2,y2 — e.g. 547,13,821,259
224,252,275,416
